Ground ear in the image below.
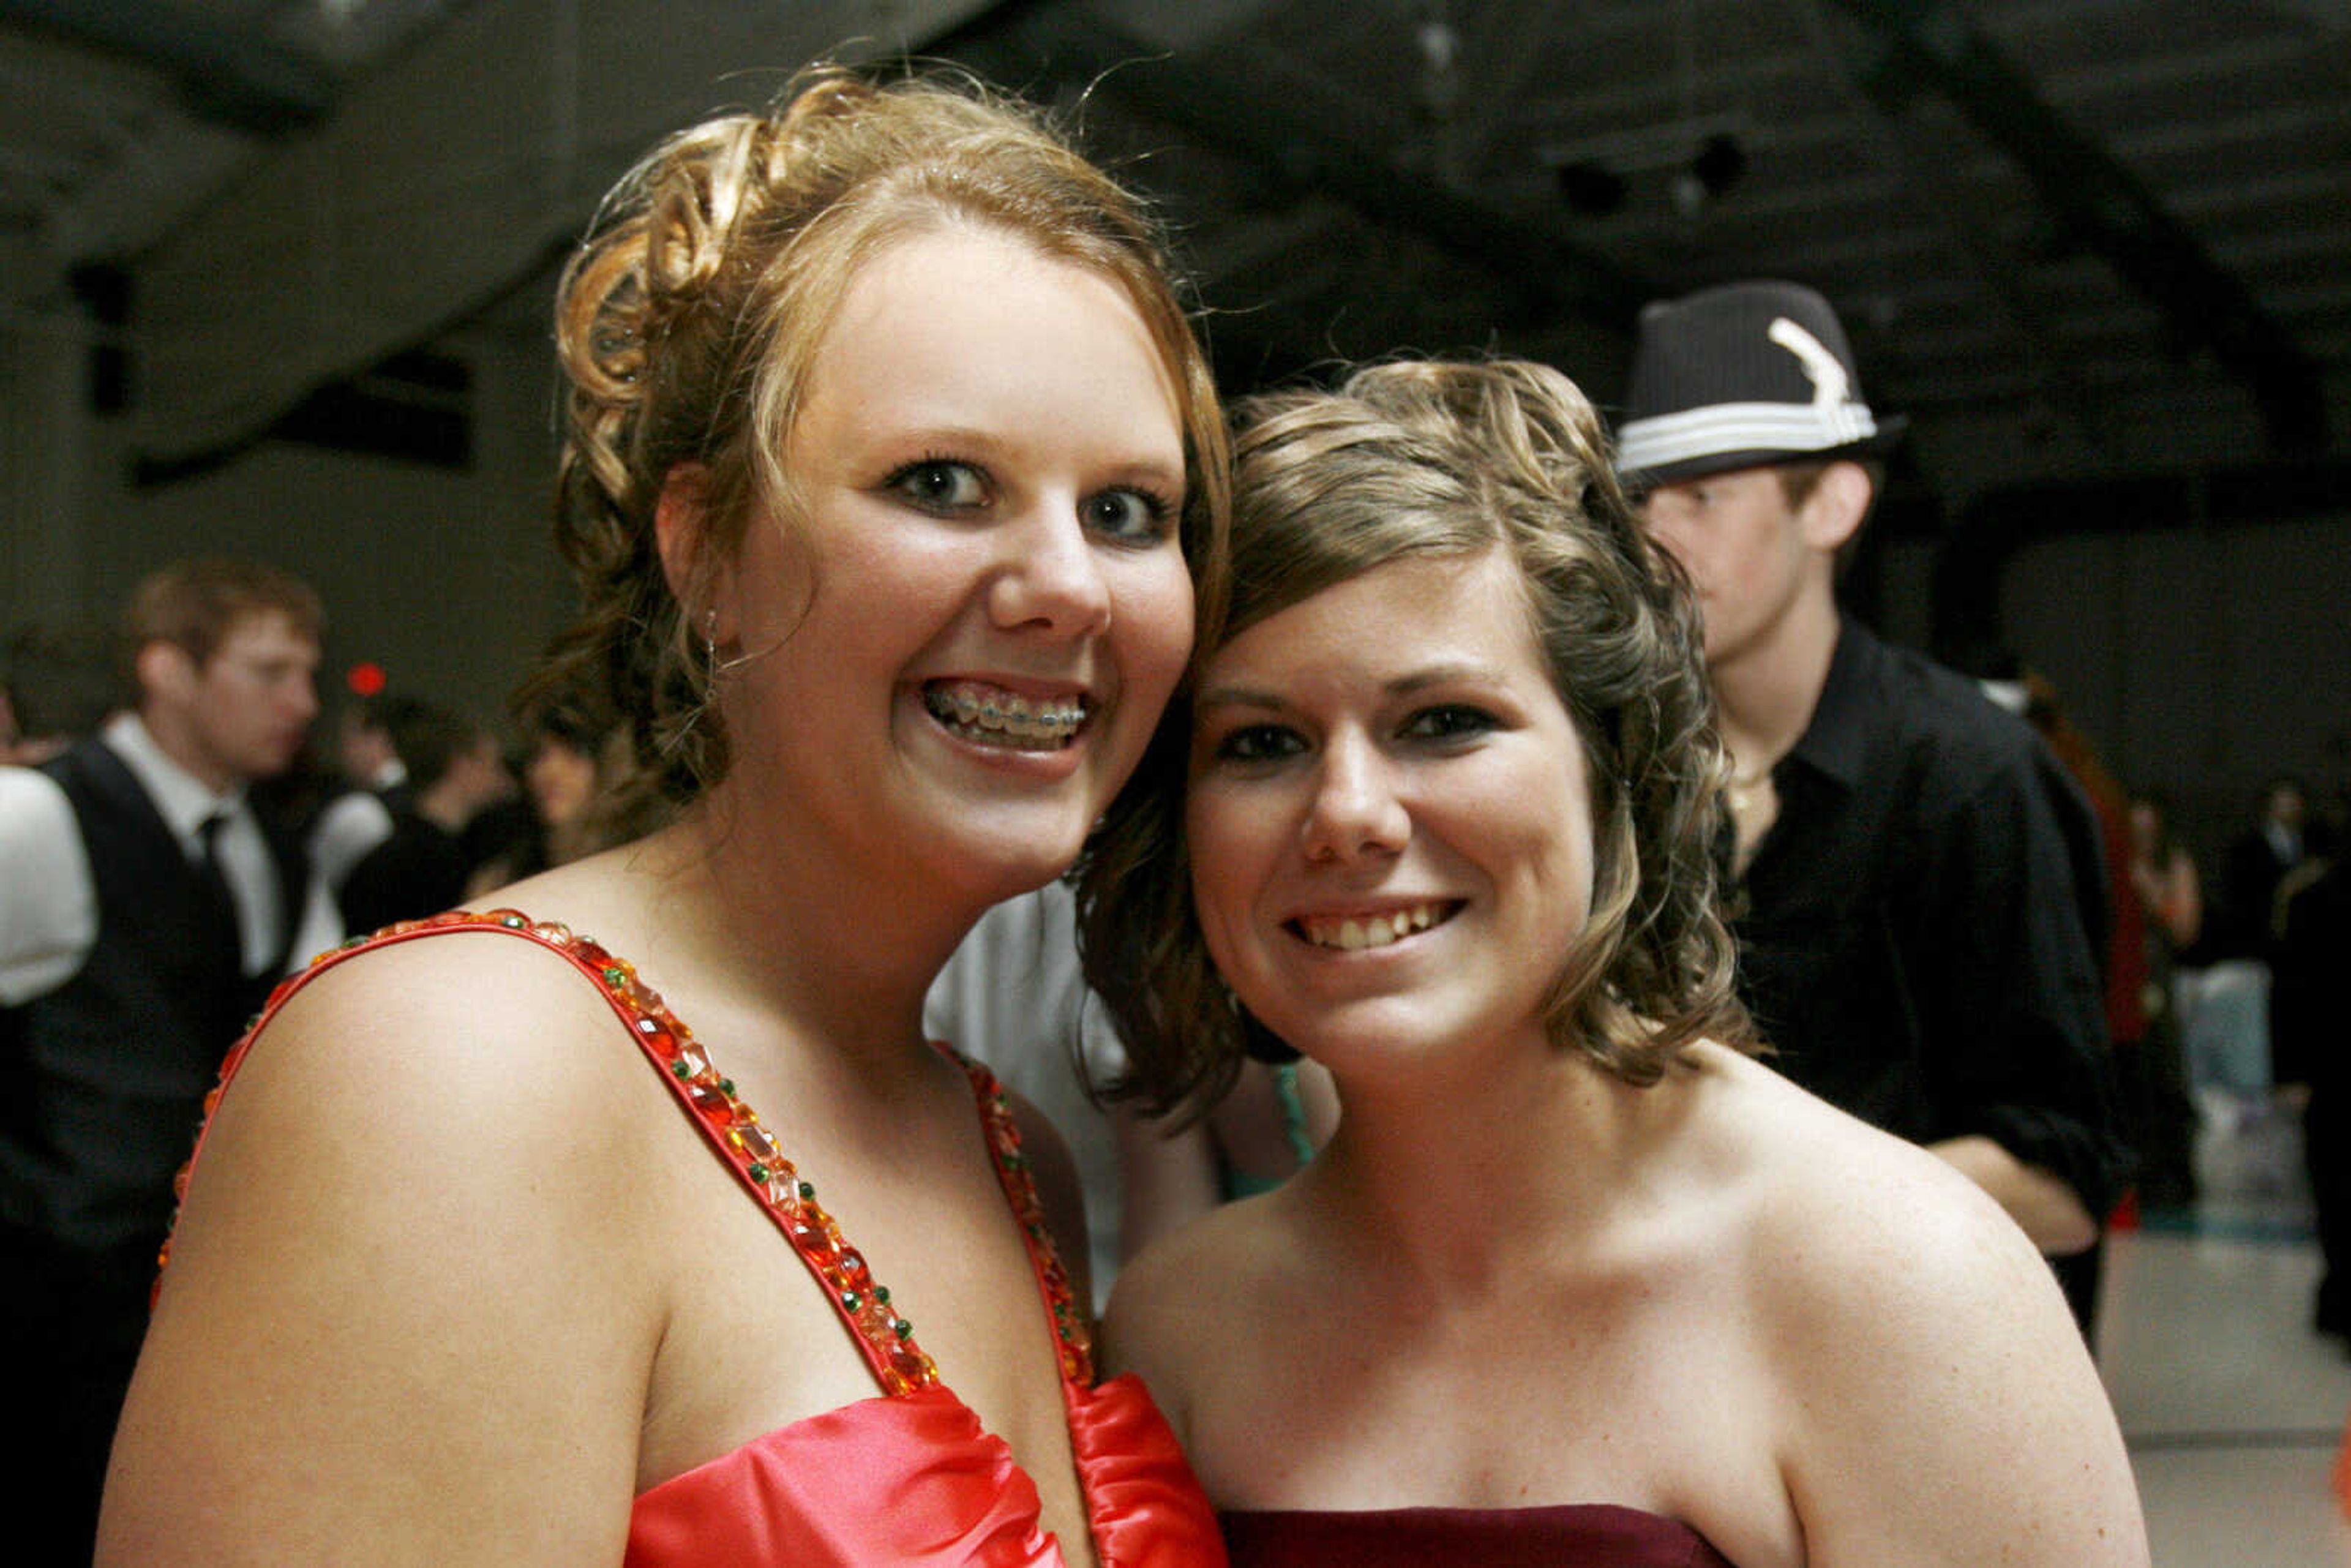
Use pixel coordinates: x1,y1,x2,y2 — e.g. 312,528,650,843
653,462,733,642
134,639,199,708
1798,460,1873,554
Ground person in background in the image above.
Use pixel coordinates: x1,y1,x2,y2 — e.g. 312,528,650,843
1614,280,2118,1331
306,694,411,902
2181,779,2300,1141
463,686,648,895
0,559,331,1566
2126,790,2202,1209
336,699,514,934
2276,786,2349,1341
99,67,1229,1566
1082,358,2146,1566
926,881,1338,1310
2218,775,2306,966
1,621,127,765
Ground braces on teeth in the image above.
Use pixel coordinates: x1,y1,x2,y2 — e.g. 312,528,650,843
925,686,1086,745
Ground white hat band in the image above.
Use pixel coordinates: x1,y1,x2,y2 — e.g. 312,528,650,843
1614,400,1880,476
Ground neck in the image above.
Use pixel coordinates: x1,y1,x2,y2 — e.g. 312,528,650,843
1307,1038,1675,1300
655,778,991,1065
415,780,468,833
1706,587,1842,779
130,705,235,795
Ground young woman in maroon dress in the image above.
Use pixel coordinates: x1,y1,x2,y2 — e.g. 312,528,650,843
99,69,1229,1567
1079,359,2148,1567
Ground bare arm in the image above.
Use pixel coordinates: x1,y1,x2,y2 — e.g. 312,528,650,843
2156,848,2202,950
97,937,662,1567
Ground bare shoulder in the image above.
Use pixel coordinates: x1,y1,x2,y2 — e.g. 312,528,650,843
1101,1187,1296,1434
102,926,669,1564
1698,1051,2148,1566
1711,1051,2037,1297
1706,1049,2075,1365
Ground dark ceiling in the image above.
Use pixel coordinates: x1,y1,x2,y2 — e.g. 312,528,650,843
6,0,2349,546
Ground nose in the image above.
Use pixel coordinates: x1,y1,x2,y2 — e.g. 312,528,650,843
1300,732,1409,863
288,672,319,726
988,501,1112,639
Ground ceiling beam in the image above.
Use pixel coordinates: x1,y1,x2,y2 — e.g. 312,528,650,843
942,0,1653,334
1826,0,2328,454
0,0,336,135
118,0,1012,470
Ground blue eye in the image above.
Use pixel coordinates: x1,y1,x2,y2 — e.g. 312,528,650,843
1084,486,1175,544
887,459,988,512
1401,705,1497,741
1212,724,1304,763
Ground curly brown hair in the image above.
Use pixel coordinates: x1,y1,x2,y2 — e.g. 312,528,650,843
1077,358,1752,1116
524,65,1230,820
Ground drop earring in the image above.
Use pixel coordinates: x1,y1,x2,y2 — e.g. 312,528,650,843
705,608,759,676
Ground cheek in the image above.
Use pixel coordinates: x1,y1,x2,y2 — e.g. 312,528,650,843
1117,560,1197,694
1184,786,1258,964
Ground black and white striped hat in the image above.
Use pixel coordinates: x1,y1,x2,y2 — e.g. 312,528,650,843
1614,280,1905,487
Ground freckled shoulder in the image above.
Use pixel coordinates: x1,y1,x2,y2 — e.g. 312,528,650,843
1716,1053,2148,1566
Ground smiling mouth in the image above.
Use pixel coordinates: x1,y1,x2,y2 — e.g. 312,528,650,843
1292,901,1460,951
921,680,1089,752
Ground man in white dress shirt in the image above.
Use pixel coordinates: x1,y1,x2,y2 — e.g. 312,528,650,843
0,558,334,1565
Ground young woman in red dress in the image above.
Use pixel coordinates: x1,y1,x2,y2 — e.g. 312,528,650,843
100,67,1229,1568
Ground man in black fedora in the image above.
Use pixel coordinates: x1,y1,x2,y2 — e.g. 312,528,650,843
1618,280,2118,1328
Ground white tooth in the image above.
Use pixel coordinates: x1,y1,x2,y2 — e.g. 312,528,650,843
1339,919,1366,950
1389,912,1412,940
1411,905,1433,931
1008,696,1032,721
1361,919,1397,948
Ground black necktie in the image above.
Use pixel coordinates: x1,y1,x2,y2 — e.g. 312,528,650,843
195,812,244,969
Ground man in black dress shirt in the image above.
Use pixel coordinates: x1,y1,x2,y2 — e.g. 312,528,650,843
1616,282,2117,1319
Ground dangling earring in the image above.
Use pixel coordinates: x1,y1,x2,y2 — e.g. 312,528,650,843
705,607,759,676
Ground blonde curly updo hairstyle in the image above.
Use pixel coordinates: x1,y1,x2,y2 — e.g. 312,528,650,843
527,66,1229,816
1078,358,1751,1116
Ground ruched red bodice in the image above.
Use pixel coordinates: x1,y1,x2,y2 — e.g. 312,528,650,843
168,910,1224,1568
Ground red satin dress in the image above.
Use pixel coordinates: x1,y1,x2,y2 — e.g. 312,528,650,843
165,911,1225,1568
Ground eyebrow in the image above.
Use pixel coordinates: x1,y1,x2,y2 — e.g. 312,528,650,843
871,422,1184,486
1194,659,1509,714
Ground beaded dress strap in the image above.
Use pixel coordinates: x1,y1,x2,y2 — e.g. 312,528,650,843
959,1055,1095,1386
167,909,947,1394
170,911,1096,1391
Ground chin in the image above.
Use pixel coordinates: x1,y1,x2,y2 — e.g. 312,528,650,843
946,828,1089,906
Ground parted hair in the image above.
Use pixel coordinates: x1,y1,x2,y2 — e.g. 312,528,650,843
1077,358,1752,1116
527,65,1230,816
125,558,323,673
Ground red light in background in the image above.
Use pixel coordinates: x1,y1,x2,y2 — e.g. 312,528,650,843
347,662,388,697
